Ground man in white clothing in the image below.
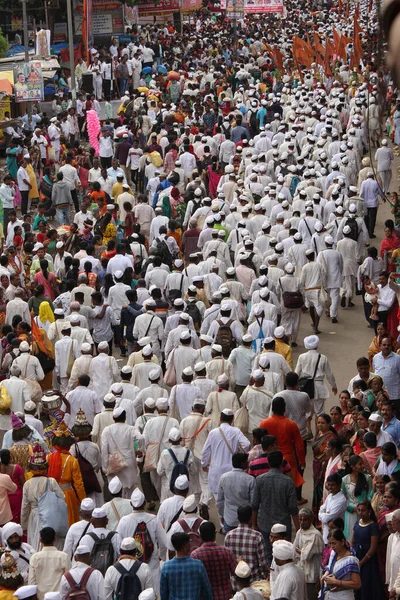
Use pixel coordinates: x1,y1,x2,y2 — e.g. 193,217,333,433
317,236,343,324
88,341,120,402
55,324,80,395
156,427,195,502
14,341,45,384
63,498,95,560
117,488,166,593
65,374,103,425
5,288,31,325
2,364,31,413
201,409,250,500
60,544,104,600
271,540,307,600
104,536,154,600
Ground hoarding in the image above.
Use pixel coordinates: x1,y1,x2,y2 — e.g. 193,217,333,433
13,61,44,102
221,0,283,13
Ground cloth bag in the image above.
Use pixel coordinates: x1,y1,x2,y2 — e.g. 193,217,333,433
38,479,69,536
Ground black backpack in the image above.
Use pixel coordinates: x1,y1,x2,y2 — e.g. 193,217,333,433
114,561,142,600
154,237,172,267
88,531,116,575
185,301,202,331
133,520,154,562
345,217,359,241
168,448,190,493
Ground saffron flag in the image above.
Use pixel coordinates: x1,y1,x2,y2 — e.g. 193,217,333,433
292,35,315,69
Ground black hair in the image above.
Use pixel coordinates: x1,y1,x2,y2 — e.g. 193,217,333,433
267,450,283,469
40,527,56,544
171,532,190,551
348,454,369,497
252,427,268,443
271,396,285,416
232,452,248,469
199,521,216,542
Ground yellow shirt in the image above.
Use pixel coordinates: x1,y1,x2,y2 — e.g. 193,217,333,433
26,163,39,199
112,182,124,202
274,338,293,370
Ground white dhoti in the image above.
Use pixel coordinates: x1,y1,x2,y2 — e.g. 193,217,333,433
379,170,392,193
304,290,323,316
340,275,355,299
280,307,301,343
326,287,340,318
190,456,211,507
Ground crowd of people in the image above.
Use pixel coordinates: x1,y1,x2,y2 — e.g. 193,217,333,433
1,0,400,599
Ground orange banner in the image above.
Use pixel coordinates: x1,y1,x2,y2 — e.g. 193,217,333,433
292,35,315,69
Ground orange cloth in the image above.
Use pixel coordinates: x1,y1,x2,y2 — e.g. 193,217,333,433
259,415,305,487
47,451,85,525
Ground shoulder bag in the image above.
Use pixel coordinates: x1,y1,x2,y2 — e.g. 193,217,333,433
298,354,321,399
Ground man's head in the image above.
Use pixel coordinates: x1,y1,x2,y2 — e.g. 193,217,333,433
171,532,191,556
379,271,389,287
232,452,248,471
199,521,216,543
381,400,395,422
91,507,108,528
356,356,370,379
40,527,56,546
271,396,285,416
74,544,91,565
381,337,393,357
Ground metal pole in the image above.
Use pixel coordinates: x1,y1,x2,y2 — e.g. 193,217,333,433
21,0,32,119
66,0,76,105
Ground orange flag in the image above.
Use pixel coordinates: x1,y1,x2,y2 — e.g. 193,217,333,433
324,37,335,78
292,35,315,69
313,32,325,65
272,46,284,71
351,14,364,67
345,1,349,18
338,0,342,14
333,28,351,61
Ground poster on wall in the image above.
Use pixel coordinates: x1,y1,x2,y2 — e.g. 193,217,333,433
74,0,124,35
224,0,245,19
181,0,202,12
221,0,283,12
13,62,44,102
138,0,179,15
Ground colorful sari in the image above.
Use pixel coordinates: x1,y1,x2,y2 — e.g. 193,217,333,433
312,431,337,519
33,271,57,301
207,164,221,199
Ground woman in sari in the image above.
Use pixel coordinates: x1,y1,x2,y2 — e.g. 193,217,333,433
360,432,381,475
330,406,354,443
380,220,400,271
371,474,390,518
169,187,185,220
342,455,373,539
28,285,54,317
33,259,59,301
6,247,23,277
377,482,400,582
21,444,65,550
0,448,24,523
323,437,343,502
0,287,7,330
374,441,400,477
34,300,54,334
321,529,361,600
207,157,222,198
364,376,385,413
312,413,338,520
47,422,86,526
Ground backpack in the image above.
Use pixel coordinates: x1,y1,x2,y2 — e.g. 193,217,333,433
154,237,172,267
345,217,359,241
114,561,142,600
88,531,116,575
215,319,236,358
74,444,102,496
168,448,190,493
64,567,94,600
133,521,154,562
185,301,202,331
178,518,203,552
249,109,258,131
168,273,185,304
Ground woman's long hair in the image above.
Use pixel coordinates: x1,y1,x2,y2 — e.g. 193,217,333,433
349,454,369,497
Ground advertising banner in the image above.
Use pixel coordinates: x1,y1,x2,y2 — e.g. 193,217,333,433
74,0,124,35
13,61,44,102
181,0,202,12
138,0,179,15
221,0,283,13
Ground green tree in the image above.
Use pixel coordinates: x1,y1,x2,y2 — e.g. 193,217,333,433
0,28,8,58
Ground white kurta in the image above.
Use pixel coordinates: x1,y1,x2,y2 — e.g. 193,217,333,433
157,494,185,532
295,349,336,401
60,561,104,600
206,390,240,429
65,386,103,425
240,385,274,432
156,444,195,502
63,519,94,561
131,361,158,390
2,376,31,413
104,558,153,600
102,497,133,532
271,562,307,600
67,355,93,391
166,346,200,385
201,423,250,495
206,357,235,390
89,354,121,401
117,511,167,593
21,476,66,550
169,382,202,421
101,423,140,497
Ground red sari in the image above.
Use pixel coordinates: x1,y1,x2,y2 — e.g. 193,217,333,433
207,164,221,199
380,235,400,271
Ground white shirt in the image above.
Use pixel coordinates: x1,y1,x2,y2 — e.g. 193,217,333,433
60,562,104,600
318,491,347,543
104,557,153,600
66,386,103,425
272,562,307,600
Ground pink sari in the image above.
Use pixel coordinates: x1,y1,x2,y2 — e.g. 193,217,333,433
207,164,221,199
34,271,57,300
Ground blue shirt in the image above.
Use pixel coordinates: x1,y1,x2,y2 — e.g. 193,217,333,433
160,556,213,600
372,351,400,400
382,416,400,447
